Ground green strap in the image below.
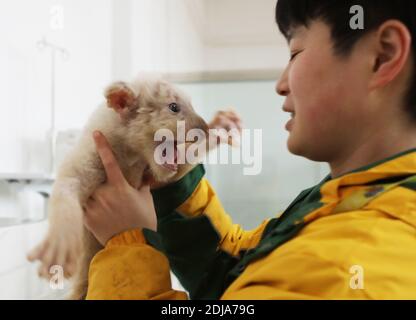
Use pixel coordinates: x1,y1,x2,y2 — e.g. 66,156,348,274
333,175,416,214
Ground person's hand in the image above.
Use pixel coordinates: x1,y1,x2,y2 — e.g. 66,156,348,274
83,131,157,246
208,108,243,147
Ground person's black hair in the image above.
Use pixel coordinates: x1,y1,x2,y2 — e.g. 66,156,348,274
275,0,416,120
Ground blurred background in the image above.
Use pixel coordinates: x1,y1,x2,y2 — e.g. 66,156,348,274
0,0,329,299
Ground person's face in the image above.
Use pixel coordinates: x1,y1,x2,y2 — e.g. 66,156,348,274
276,20,372,162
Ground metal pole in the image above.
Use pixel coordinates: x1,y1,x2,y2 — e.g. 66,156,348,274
36,38,69,176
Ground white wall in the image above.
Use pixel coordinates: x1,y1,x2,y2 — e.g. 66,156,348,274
129,0,205,75
124,0,286,76
0,0,112,299
0,0,112,175
202,0,288,72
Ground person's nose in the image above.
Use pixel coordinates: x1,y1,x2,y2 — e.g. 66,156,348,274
276,66,290,97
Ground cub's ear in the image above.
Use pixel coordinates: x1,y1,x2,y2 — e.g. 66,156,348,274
104,82,138,114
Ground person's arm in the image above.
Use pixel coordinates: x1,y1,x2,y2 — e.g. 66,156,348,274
146,164,270,299
86,229,188,300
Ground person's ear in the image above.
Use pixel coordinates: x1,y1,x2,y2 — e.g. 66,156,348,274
104,82,139,118
369,20,412,90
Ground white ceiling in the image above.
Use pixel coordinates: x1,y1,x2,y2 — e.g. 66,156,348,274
185,0,286,47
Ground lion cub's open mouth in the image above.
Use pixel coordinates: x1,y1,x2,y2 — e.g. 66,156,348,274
160,140,179,172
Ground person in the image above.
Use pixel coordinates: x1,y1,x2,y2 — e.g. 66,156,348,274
83,0,416,299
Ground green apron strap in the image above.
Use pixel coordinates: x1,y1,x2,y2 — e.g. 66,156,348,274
333,175,416,214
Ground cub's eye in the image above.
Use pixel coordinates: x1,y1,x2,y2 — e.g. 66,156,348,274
169,103,180,113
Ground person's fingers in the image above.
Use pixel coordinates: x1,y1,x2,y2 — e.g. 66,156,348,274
215,119,241,147
217,116,237,132
83,213,93,233
83,200,97,228
91,186,107,203
216,108,241,123
227,111,242,123
85,197,94,208
211,115,229,129
211,112,242,130
93,131,126,186
138,181,151,193
141,172,156,187
209,111,226,126
84,197,95,213
225,113,243,130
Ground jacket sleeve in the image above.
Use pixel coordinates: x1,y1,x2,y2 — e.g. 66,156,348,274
86,228,188,300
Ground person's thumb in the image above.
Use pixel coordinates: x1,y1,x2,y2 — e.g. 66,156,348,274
138,180,151,193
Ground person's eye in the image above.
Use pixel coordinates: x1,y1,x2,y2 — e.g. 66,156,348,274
290,50,302,62
168,103,180,113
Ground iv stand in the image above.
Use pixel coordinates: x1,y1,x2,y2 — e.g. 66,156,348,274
36,37,69,175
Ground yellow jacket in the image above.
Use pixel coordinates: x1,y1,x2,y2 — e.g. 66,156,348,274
86,149,416,300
